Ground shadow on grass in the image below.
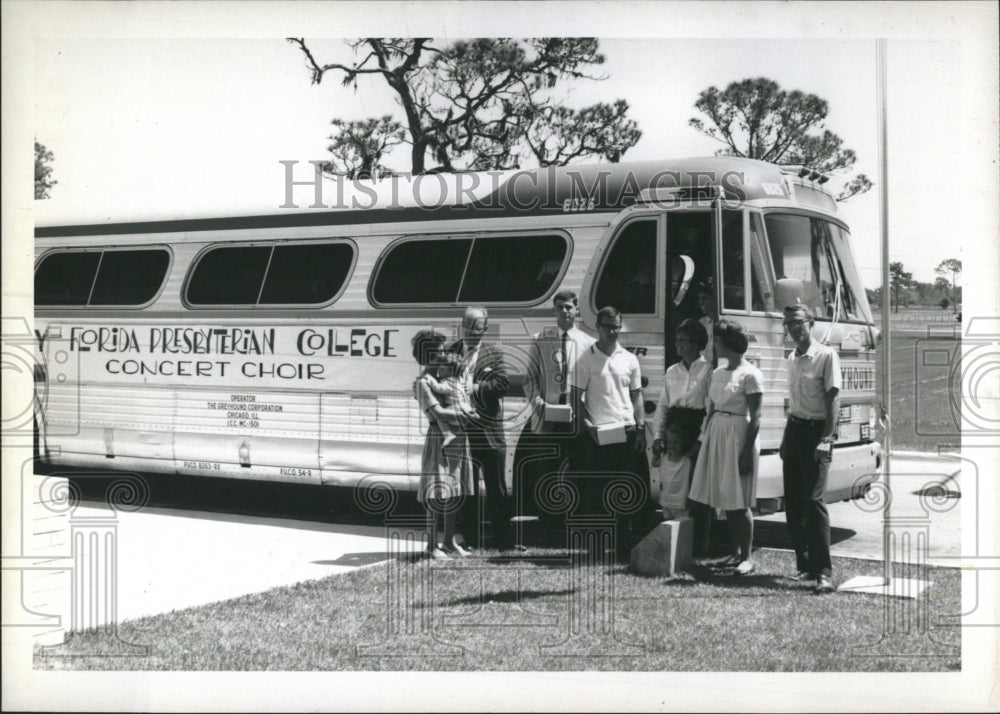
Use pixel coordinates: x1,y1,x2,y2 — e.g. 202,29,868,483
477,554,574,568
436,588,577,607
312,551,397,567
912,485,961,499
753,519,857,548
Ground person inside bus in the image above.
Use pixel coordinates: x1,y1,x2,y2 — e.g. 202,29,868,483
514,290,595,543
695,280,717,367
570,306,649,563
687,320,763,575
780,303,841,594
412,330,475,559
449,307,514,551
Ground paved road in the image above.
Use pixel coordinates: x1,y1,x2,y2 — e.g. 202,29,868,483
755,452,962,567
40,452,961,626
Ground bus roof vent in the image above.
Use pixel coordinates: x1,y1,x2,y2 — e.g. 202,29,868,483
637,184,725,206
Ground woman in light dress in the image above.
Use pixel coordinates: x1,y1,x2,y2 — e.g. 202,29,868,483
688,320,763,575
411,330,475,559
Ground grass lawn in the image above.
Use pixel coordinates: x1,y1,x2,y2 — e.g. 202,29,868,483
36,548,960,672
877,330,961,452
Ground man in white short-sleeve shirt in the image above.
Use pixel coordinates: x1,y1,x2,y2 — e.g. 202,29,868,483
780,304,841,594
571,306,649,561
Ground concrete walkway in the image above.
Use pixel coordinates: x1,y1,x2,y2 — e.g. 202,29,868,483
67,503,425,625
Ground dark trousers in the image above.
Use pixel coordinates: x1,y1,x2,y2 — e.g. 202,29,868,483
781,418,833,577
570,426,651,557
464,425,512,549
512,422,577,523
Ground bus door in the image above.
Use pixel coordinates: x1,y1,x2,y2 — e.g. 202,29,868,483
664,209,716,366
580,201,720,368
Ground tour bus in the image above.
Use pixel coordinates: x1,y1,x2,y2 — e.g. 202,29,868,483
33,157,882,513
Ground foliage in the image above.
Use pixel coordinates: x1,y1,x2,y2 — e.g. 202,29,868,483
889,261,913,313
935,259,962,312
689,77,871,201
872,263,962,312
289,38,641,175
34,141,56,199
323,116,405,179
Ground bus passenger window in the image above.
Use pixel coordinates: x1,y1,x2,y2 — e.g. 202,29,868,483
372,238,472,304
35,251,101,306
35,248,171,307
260,243,354,305
721,209,745,311
372,233,568,306
459,234,567,303
187,241,356,307
595,219,657,314
187,245,271,305
90,249,171,306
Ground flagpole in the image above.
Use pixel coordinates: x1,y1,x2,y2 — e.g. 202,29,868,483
877,37,893,586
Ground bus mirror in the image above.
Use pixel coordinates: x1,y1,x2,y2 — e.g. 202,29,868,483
774,278,804,310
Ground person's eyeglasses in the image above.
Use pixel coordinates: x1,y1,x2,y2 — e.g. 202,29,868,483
782,320,806,328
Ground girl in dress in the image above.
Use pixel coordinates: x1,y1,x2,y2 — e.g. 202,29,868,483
652,422,696,521
412,330,476,559
688,320,764,575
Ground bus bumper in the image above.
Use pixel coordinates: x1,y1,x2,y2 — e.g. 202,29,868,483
755,441,883,513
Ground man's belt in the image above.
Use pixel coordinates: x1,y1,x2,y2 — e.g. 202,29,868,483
787,414,824,425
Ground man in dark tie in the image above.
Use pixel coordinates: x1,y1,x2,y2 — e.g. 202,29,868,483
514,291,595,541
450,306,512,551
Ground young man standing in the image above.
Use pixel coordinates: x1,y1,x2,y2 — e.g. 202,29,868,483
515,291,595,536
780,304,841,594
571,306,649,561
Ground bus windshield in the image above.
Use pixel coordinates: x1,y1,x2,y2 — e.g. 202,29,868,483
763,213,872,323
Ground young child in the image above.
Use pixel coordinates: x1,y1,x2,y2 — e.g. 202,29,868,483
421,352,474,447
652,423,695,521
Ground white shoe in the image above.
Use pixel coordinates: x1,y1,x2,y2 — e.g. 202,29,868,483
735,560,755,576
443,541,470,557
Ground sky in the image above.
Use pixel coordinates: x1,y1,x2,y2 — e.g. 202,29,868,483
26,30,984,288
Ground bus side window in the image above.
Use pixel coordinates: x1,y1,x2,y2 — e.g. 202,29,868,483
458,234,568,303
595,219,657,314
35,248,171,307
721,209,745,311
35,251,101,306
